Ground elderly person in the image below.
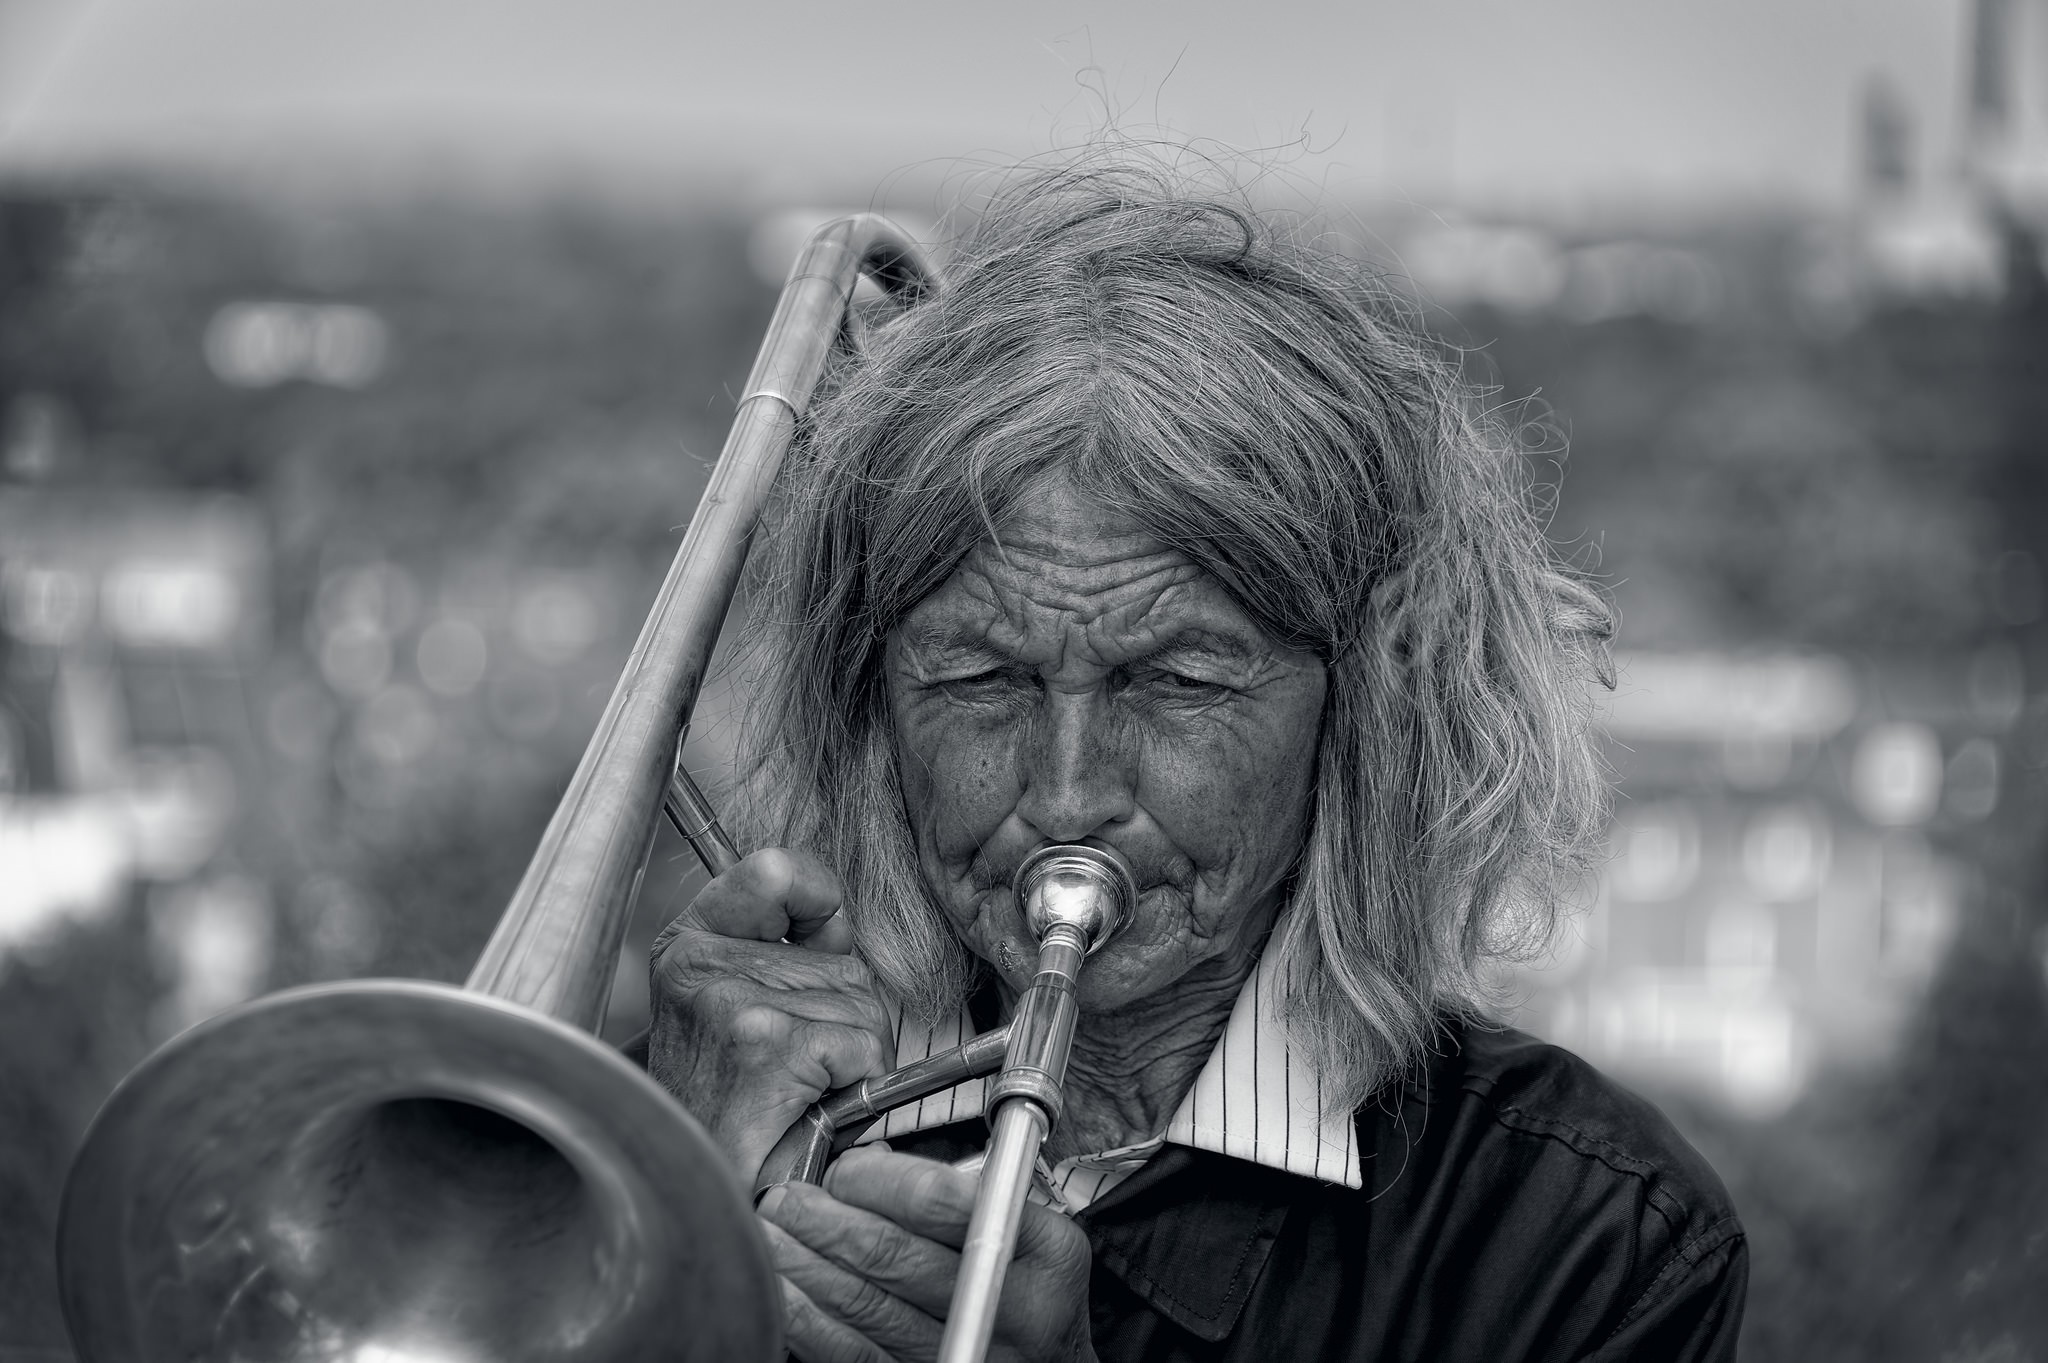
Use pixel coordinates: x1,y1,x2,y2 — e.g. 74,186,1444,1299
642,166,1746,1362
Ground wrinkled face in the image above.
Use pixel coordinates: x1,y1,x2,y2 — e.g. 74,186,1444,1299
883,473,1328,1011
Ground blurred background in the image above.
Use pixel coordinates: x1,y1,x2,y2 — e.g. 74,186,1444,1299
2,0,2045,1357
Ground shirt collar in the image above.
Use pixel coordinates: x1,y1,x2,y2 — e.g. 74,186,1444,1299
860,933,1364,1190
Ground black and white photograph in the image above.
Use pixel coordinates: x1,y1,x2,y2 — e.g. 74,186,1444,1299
1,2,2044,1359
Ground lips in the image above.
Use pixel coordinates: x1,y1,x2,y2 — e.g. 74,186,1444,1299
970,840,1172,896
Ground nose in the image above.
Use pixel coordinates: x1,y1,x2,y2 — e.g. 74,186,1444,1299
1014,689,1137,843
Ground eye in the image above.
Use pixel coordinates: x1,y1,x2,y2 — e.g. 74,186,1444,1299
1141,669,1233,701
935,668,1035,701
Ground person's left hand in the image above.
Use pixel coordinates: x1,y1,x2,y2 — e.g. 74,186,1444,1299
757,1146,1097,1363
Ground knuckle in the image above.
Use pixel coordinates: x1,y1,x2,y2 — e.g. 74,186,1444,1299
690,976,763,1023
1026,1209,1091,1283
746,847,798,898
907,1159,973,1220
1049,1221,1092,1285
833,955,878,995
730,1002,794,1056
650,933,698,982
837,1263,906,1331
652,924,728,987
898,1162,948,1216
843,1217,910,1281
789,1018,876,1081
648,914,688,965
688,871,748,921
646,958,687,1006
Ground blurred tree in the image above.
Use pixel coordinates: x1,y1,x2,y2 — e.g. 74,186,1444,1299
0,180,779,1348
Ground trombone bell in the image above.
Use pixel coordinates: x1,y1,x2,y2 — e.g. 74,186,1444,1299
58,983,780,1362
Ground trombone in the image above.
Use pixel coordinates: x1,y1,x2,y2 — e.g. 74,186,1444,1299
57,215,1128,1363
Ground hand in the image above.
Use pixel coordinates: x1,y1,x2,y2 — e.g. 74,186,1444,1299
760,1147,1097,1363
648,848,895,1185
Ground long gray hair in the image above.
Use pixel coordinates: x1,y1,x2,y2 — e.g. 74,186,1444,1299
732,162,1613,1107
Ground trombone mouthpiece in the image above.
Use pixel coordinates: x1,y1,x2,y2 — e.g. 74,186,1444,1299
1015,844,1138,955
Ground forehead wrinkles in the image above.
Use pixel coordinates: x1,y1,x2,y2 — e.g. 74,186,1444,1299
967,534,1201,637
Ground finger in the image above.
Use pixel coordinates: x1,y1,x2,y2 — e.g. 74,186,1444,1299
1010,1191,1090,1267
765,1203,946,1342
987,1193,1097,1360
765,1178,962,1317
681,967,893,1038
761,1181,961,1316
661,932,882,1006
686,848,843,942
794,908,855,954
817,1149,1093,1353
732,1007,894,1091
822,1147,979,1246
778,1275,893,1363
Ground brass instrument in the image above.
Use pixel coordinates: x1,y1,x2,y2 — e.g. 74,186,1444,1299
56,214,1130,1363
757,843,1135,1363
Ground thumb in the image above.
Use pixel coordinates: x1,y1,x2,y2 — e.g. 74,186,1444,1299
791,909,855,954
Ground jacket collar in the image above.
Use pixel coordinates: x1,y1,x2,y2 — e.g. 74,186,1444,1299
1076,1144,1306,1343
866,932,1365,1190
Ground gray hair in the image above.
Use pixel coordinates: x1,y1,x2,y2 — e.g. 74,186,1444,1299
732,161,1613,1107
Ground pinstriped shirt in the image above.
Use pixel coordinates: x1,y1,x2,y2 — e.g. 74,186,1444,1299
856,934,1365,1214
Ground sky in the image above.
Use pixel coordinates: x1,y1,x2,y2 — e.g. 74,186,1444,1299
0,0,1978,213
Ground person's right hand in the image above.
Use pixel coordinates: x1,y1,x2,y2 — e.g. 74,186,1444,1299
647,849,895,1186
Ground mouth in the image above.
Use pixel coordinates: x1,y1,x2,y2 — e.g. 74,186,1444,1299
971,837,1151,891
1013,843,1139,952
955,840,1186,970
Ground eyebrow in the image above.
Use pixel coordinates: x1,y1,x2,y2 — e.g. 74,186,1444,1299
1139,628,1267,668
904,621,1267,669
900,621,1012,664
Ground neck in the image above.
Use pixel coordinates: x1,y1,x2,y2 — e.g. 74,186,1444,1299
997,934,1268,1164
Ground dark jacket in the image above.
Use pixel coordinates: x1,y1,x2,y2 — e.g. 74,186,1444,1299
903,1021,1748,1362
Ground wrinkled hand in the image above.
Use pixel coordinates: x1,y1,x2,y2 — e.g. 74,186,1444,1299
761,1147,1097,1363
648,848,895,1185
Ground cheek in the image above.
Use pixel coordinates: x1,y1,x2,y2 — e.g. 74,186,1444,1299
890,701,1020,857
1140,698,1324,908
1144,742,1309,873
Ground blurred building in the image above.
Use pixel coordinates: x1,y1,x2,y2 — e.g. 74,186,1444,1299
0,490,273,1030
1967,0,2048,232
1505,647,2024,1115
1844,0,2048,307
